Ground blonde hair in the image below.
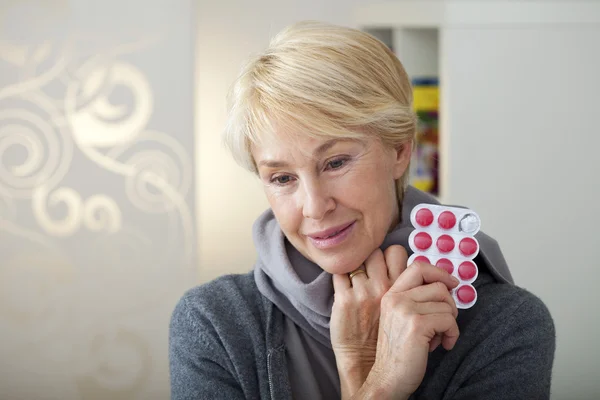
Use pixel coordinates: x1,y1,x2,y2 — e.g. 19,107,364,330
223,21,417,205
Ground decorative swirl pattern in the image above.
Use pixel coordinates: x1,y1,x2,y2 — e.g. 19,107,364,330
124,137,192,214
32,186,82,236
0,98,73,199
126,150,181,213
66,60,152,148
82,194,122,233
32,185,122,236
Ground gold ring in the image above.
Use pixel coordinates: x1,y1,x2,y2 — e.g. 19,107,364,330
349,269,366,280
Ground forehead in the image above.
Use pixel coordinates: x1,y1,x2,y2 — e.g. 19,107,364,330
252,131,369,169
252,133,322,161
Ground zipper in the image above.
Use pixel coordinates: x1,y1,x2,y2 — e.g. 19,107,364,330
267,350,275,400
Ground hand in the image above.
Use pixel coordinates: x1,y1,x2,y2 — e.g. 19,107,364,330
331,245,408,400
368,262,460,399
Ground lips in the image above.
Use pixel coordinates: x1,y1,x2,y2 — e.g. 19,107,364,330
308,221,355,240
307,221,356,250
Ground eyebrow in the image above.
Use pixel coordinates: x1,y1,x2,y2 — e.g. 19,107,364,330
257,138,346,168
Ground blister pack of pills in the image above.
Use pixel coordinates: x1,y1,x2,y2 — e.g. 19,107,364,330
407,204,481,309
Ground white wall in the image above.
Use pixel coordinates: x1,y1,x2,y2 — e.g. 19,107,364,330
443,25,600,399
195,0,379,282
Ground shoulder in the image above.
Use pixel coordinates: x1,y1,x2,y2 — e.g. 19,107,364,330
169,271,263,319
472,277,553,330
458,276,555,357
420,279,556,399
168,272,273,398
177,271,262,312
169,271,269,351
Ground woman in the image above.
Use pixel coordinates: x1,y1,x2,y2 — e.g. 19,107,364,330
169,21,555,399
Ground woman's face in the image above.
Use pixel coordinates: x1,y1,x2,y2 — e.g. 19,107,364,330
252,132,411,275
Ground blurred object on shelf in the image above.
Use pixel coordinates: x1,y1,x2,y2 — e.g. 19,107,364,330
410,77,439,196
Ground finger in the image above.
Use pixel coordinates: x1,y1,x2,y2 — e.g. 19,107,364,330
408,282,458,318
384,245,408,282
429,334,442,352
442,330,460,351
414,300,455,317
364,249,388,284
333,273,351,292
424,313,460,351
390,263,459,294
348,267,368,287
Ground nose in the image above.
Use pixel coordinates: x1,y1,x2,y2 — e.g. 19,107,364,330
301,179,335,220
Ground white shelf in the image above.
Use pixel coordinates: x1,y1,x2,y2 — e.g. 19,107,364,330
354,0,600,28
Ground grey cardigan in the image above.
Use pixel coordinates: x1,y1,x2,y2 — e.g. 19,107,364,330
169,268,555,399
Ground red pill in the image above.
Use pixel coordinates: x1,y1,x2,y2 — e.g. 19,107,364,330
436,234,455,253
459,261,477,280
459,237,478,256
414,232,432,250
414,256,430,264
415,208,434,227
456,285,476,304
438,211,457,230
436,258,454,274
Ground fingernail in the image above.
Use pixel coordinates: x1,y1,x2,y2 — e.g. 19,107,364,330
452,276,460,285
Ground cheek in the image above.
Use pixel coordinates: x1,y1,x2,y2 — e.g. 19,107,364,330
266,191,302,233
337,166,398,233
339,165,396,208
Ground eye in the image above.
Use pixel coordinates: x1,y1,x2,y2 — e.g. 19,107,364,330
326,157,348,170
270,175,294,186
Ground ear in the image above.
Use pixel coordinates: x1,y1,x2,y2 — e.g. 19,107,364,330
392,141,413,180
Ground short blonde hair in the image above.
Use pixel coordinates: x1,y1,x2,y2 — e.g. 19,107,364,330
223,21,417,205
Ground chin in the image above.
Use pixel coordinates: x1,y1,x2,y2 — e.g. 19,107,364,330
312,252,366,275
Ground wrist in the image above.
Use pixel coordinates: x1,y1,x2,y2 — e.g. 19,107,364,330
334,345,377,396
350,380,398,400
359,366,411,400
337,360,375,399
338,359,375,379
